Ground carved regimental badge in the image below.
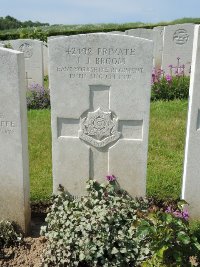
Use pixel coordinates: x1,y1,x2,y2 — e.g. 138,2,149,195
79,108,121,148
173,29,189,45
19,43,33,58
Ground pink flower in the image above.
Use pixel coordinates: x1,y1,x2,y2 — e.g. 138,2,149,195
165,206,189,221
106,175,116,182
165,74,172,82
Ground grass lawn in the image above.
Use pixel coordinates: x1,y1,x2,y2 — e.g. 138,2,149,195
28,109,52,201
147,99,188,199
28,99,188,202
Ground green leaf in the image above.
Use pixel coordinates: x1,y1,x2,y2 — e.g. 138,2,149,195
177,200,188,209
165,213,173,223
156,246,168,258
111,247,119,254
120,248,127,253
194,242,200,250
177,231,190,244
79,252,85,261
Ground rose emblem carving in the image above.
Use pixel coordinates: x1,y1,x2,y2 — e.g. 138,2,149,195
19,43,33,58
79,108,121,148
173,29,189,45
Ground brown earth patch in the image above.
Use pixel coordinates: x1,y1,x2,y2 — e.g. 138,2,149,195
0,202,50,267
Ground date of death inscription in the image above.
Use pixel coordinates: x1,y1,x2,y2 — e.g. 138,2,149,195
55,47,144,80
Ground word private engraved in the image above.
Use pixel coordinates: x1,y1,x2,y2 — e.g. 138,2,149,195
0,113,15,135
79,108,121,148
19,43,33,58
173,29,189,45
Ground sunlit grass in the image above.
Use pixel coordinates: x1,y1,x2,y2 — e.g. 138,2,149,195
28,109,52,201
147,99,188,199
28,99,188,201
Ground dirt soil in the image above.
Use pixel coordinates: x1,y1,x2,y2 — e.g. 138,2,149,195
0,202,50,267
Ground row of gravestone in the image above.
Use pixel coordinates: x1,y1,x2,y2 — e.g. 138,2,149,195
0,23,195,89
46,23,200,76
0,25,200,234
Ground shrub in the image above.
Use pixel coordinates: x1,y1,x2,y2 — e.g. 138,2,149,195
26,82,50,109
3,42,12,49
41,179,151,266
151,75,190,101
0,220,22,248
19,27,48,42
41,178,200,266
139,202,200,266
151,58,190,101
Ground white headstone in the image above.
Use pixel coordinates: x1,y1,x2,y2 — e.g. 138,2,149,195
49,34,153,197
153,26,164,70
0,47,30,233
109,31,125,35
125,28,154,40
47,35,65,41
7,39,44,87
162,23,195,75
182,25,200,218
0,43,4,47
43,42,48,76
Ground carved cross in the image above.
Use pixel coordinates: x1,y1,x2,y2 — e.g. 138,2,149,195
57,84,143,180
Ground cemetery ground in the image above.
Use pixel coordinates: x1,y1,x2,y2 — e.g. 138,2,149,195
27,99,199,265
2,99,200,266
29,99,188,202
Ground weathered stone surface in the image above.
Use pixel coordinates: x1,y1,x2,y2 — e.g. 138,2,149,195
47,35,65,41
5,39,44,87
49,33,153,197
109,31,125,35
153,26,164,70
0,47,30,233
45,37,67,76
43,42,48,76
182,25,200,218
126,27,164,70
126,28,154,40
162,23,195,75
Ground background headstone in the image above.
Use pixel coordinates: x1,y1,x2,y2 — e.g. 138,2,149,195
125,28,154,40
47,35,65,41
43,42,48,76
0,47,30,233
49,33,153,197
109,31,125,35
0,43,4,47
5,39,44,87
182,25,200,218
153,26,164,70
162,23,195,75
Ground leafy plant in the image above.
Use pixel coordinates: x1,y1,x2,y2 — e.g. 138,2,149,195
19,27,48,42
27,82,50,109
0,220,22,248
151,58,190,101
41,178,200,266
138,201,200,266
3,42,12,49
151,75,189,101
41,179,151,266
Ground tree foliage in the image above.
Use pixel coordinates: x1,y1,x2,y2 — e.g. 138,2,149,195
0,15,49,30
